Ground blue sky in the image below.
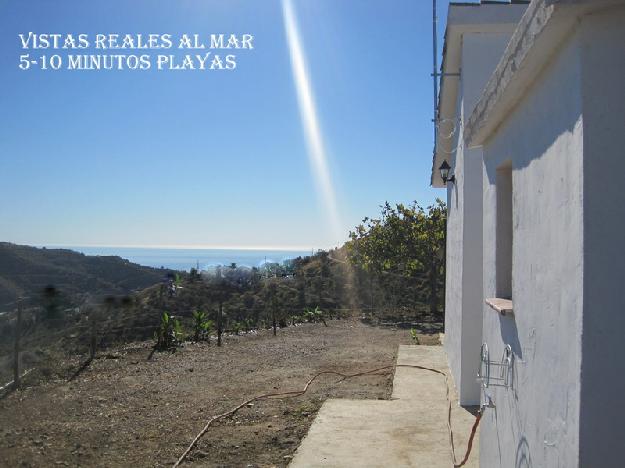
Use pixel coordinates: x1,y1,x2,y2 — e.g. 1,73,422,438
0,0,457,250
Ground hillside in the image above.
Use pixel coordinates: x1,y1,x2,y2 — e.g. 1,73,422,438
0,243,168,312
0,319,431,467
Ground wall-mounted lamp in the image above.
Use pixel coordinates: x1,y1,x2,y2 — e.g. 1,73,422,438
439,160,455,185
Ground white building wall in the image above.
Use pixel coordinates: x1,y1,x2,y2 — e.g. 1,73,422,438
578,7,625,467
479,33,584,468
444,118,465,398
445,32,512,406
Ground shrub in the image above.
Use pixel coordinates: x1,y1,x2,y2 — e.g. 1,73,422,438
192,310,212,342
303,306,327,326
154,312,184,350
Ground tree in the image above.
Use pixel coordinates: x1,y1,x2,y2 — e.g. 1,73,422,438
203,266,241,346
346,199,447,317
189,267,200,283
264,279,279,336
41,285,62,321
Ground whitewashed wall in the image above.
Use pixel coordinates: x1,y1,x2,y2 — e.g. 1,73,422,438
480,31,584,468
578,7,625,467
444,32,512,406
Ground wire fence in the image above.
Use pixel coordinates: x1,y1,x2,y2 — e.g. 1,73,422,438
0,297,443,395
0,297,170,390
0,308,192,389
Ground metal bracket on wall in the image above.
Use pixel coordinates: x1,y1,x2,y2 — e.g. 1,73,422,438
477,343,514,389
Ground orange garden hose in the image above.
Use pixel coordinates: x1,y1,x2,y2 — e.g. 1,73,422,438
172,364,480,468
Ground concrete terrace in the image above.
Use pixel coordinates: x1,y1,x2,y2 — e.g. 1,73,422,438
290,345,479,468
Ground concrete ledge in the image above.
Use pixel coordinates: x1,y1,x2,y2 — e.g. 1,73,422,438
485,297,514,316
290,345,479,468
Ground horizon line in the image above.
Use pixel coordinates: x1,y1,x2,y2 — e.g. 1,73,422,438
26,243,338,252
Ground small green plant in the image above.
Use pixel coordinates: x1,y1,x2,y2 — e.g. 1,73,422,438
232,321,242,335
173,319,184,341
315,306,327,326
192,310,212,342
303,306,327,326
155,312,184,350
410,328,420,344
303,308,314,323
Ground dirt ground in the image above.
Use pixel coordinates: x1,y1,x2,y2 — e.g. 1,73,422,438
0,318,439,468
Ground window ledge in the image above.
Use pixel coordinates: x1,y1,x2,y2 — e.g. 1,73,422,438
485,298,514,316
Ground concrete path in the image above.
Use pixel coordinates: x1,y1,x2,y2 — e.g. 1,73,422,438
289,345,479,468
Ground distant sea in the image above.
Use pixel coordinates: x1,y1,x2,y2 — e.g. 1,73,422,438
52,246,313,271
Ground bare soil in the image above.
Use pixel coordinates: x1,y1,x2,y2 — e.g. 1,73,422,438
0,318,439,468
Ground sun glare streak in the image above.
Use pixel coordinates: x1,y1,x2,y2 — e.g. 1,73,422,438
282,0,342,244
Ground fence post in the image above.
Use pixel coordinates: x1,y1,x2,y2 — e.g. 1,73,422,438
13,298,22,389
90,316,97,360
217,302,223,347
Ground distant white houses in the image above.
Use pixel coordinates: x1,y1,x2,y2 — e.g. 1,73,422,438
432,1,625,467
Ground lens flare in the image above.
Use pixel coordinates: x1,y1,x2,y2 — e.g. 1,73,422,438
282,0,342,245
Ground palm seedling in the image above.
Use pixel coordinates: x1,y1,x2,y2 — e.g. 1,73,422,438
303,306,327,326
314,306,328,327
154,311,184,350
192,310,212,342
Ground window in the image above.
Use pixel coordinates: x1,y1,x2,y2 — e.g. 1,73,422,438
496,162,513,299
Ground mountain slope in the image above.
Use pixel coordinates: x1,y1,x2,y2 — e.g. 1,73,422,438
0,243,167,311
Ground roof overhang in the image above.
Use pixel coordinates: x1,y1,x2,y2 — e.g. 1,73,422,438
431,2,529,188
465,0,625,148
